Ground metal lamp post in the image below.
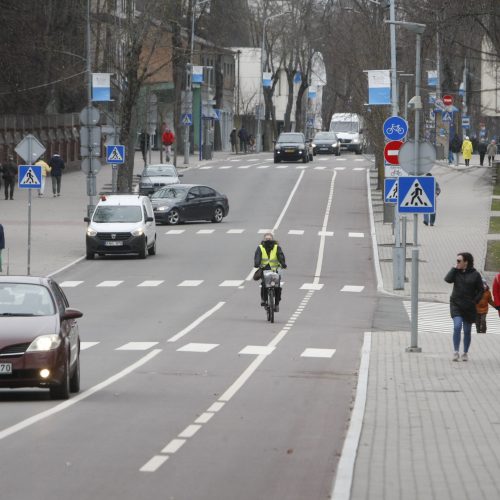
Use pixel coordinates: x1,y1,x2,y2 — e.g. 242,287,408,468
256,12,289,154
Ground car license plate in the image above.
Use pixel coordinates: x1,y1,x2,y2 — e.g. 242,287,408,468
105,241,123,246
285,148,295,152
0,363,12,375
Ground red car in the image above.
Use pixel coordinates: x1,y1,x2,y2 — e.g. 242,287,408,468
0,276,82,400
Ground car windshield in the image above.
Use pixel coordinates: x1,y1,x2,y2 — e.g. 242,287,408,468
277,134,304,143
152,187,189,199
315,132,336,140
143,166,176,177
330,122,358,133
92,206,143,223
0,283,55,316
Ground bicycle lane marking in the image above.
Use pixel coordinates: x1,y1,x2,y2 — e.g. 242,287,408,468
140,169,338,472
245,170,306,281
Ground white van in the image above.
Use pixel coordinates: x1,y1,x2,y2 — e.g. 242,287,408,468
329,113,365,154
84,195,157,259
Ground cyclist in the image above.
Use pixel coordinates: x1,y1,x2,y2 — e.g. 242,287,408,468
254,232,287,311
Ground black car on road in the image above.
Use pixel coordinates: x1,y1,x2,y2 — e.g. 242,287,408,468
274,132,313,163
151,184,229,225
312,131,341,156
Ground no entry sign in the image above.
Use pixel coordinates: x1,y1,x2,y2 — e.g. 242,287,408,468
443,94,453,106
384,140,404,165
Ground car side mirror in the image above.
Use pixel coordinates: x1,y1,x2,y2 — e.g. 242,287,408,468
146,216,154,222
83,217,90,223
62,308,83,320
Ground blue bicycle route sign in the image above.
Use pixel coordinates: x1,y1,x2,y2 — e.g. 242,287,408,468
383,116,409,141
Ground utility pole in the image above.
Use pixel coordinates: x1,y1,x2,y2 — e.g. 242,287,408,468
86,0,95,216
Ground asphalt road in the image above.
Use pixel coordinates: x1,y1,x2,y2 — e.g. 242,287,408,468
0,152,378,500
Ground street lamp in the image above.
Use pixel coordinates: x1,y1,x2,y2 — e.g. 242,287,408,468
256,11,290,153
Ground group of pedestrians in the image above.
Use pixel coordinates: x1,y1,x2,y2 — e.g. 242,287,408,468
449,135,497,167
0,156,17,200
34,153,65,197
445,252,500,361
229,127,255,154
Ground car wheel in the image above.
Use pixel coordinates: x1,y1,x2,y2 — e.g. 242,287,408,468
212,206,224,223
148,236,157,255
50,355,70,400
86,251,94,260
355,147,362,155
138,237,147,259
167,209,180,225
69,354,80,393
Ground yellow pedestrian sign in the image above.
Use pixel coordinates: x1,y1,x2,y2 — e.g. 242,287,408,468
398,176,435,213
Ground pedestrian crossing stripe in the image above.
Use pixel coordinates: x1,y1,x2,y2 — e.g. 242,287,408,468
20,166,41,186
107,147,123,162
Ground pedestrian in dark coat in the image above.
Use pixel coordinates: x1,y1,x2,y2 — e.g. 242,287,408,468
238,127,248,153
478,139,488,166
450,135,462,167
444,252,484,361
48,153,65,197
2,156,17,200
0,223,4,272
229,128,237,153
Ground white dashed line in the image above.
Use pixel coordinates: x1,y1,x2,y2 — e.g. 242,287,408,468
276,165,289,169
349,232,365,238
60,281,83,288
197,229,215,234
219,280,244,287
301,283,324,290
335,158,347,161
161,439,185,454
140,455,169,472
116,342,159,351
354,158,365,162
258,229,273,234
165,229,185,234
219,166,232,169
248,158,260,162
230,159,241,162
178,280,204,287
177,343,219,353
199,166,212,170
80,341,99,350
238,165,252,169
301,348,336,358
288,230,305,235
353,167,366,171
314,166,326,170
341,285,365,293
335,166,346,171
208,402,225,412
178,425,202,438
227,229,245,234
194,413,215,424
318,158,329,161
96,281,123,287
137,280,164,287
257,165,270,169
239,345,275,355
318,231,334,236
296,165,308,169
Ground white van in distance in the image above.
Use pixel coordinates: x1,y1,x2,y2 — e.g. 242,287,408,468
329,113,365,155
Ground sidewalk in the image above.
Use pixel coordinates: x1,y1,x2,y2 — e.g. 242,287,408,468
346,157,500,500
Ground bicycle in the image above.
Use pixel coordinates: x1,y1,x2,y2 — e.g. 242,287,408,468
385,124,404,135
262,269,282,323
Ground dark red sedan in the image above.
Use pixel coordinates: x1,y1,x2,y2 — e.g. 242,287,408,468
0,276,82,400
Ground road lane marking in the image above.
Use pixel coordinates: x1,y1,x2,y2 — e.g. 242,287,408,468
96,280,123,287
301,283,323,290
166,229,185,234
208,402,225,412
137,280,164,287
335,158,347,161
239,346,275,355
248,159,260,162
140,455,169,472
227,229,245,234
179,424,202,438
335,167,346,171
197,229,215,234
48,256,86,277
237,165,252,169
167,302,225,342
258,228,273,234
116,342,159,350
341,285,365,293
218,166,232,169
318,158,329,161
314,166,326,170
0,349,162,442
161,439,186,454
330,332,372,500
349,232,365,238
296,165,308,169
318,231,334,236
59,281,83,287
80,341,99,350
257,165,270,169
230,159,241,162
272,170,305,232
301,348,336,358
288,230,304,235
219,280,244,287
276,165,289,169
177,280,204,287
199,166,212,169
354,158,365,161
177,343,219,353
353,167,366,171
194,413,215,424
366,169,384,292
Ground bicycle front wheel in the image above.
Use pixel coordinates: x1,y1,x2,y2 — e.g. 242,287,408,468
267,288,275,323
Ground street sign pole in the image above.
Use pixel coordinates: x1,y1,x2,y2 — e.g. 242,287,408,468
27,140,32,276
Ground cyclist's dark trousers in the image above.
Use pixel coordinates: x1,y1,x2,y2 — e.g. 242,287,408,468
4,180,14,199
260,283,281,304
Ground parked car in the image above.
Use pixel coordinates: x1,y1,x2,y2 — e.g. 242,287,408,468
312,131,341,156
151,184,229,225
84,194,157,259
274,132,313,163
0,276,82,400
138,164,182,196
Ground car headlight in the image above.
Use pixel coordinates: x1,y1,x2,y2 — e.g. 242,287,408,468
311,143,316,148
87,227,97,237
352,139,359,144
156,206,169,211
27,335,61,352
298,150,303,153
132,228,144,236
332,142,338,147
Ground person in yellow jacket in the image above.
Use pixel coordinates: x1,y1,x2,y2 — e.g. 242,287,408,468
254,232,287,311
34,157,51,197
461,136,473,167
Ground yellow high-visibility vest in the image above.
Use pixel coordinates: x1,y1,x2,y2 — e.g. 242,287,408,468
259,244,279,271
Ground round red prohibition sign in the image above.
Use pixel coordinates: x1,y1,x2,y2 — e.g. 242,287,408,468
443,94,453,106
384,140,404,165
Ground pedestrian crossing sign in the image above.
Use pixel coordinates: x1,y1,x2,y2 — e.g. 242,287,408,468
106,145,125,164
18,165,42,189
398,176,435,213
384,178,398,203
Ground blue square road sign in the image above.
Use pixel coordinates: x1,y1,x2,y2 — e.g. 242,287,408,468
398,176,435,214
106,145,125,164
18,165,42,189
